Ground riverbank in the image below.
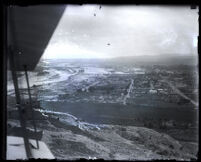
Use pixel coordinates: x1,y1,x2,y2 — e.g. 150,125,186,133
7,98,198,160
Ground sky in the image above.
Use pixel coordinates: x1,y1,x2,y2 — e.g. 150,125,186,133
42,5,198,59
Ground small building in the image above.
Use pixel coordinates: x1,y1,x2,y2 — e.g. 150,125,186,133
149,89,157,94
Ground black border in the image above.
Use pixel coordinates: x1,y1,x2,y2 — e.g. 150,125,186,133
0,1,7,161
0,0,199,161
2,0,200,5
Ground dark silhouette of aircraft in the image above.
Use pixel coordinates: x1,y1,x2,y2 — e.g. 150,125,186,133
6,5,65,159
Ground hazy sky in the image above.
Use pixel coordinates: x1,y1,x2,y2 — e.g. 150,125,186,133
42,5,198,59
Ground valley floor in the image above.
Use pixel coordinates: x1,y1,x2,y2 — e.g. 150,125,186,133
7,106,198,160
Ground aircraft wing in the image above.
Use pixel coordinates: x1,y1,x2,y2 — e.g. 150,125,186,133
7,5,65,71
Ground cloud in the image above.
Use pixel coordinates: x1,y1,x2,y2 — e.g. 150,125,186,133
43,5,198,59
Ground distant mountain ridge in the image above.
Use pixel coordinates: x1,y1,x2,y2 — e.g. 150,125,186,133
42,54,198,66
108,54,198,66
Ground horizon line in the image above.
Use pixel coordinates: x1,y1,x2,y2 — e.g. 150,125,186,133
41,53,197,60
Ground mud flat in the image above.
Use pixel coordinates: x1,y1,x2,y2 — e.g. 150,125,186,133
41,101,198,147
42,101,198,126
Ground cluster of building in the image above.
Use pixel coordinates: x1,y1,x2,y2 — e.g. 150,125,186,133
62,64,197,106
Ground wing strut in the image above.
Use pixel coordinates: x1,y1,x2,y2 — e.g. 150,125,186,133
24,64,39,149
8,46,32,158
